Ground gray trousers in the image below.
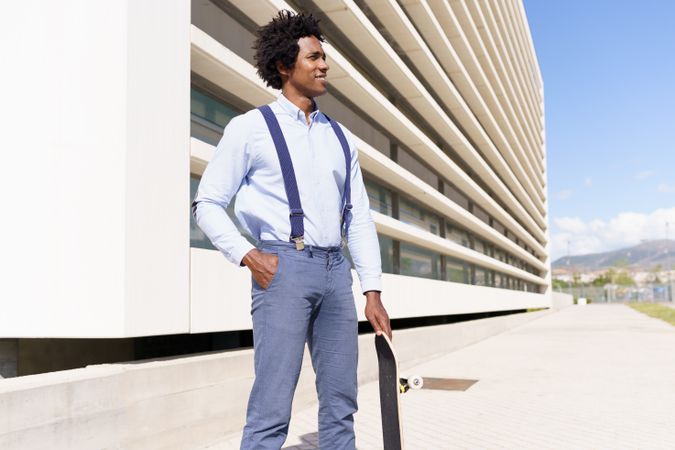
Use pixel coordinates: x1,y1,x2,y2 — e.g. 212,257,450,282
240,241,359,450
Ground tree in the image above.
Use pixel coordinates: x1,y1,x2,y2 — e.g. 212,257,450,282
572,272,581,287
592,270,613,286
592,268,634,287
552,278,567,290
614,271,635,286
650,264,663,284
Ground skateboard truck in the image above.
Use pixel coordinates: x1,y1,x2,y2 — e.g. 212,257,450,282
399,375,424,393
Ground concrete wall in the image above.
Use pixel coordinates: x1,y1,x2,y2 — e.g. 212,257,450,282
0,309,550,449
191,246,550,333
2,0,190,338
551,292,574,310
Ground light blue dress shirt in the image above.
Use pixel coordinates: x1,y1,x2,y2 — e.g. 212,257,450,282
192,94,382,293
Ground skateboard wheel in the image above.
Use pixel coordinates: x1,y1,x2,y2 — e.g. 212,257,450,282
408,375,423,390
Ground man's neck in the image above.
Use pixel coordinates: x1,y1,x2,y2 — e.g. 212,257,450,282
281,89,314,124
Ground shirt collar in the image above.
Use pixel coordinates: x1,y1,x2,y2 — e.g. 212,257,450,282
276,94,321,122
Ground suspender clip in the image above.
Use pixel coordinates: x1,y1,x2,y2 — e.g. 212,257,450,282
292,236,305,251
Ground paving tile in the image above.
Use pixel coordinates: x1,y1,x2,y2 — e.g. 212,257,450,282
205,305,675,449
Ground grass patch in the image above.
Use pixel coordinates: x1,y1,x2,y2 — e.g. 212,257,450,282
627,303,675,327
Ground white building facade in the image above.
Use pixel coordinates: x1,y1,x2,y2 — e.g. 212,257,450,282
2,0,549,374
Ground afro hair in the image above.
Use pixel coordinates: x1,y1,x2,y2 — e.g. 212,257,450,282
253,10,324,90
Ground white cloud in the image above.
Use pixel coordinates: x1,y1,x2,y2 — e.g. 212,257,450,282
550,207,675,259
554,189,573,200
657,183,675,194
553,216,587,234
634,170,656,180
584,177,592,187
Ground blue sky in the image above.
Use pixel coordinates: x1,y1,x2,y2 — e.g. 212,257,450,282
523,0,675,260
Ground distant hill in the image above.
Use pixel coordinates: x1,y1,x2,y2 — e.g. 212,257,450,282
552,239,675,272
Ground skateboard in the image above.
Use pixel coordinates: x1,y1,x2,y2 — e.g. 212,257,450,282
375,334,423,450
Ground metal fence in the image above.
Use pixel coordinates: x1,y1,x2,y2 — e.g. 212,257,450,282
554,283,674,303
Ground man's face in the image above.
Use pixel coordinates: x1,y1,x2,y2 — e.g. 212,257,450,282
280,35,329,98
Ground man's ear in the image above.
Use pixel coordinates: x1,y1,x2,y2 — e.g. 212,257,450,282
276,60,289,79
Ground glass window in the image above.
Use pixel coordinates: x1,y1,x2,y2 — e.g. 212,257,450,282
364,178,393,217
446,256,469,284
190,174,251,249
475,266,492,286
483,242,494,258
494,272,503,288
446,222,471,248
473,205,490,226
400,242,441,280
473,239,484,255
476,266,495,287
399,196,441,235
397,147,438,187
442,180,469,210
378,235,394,274
190,87,240,145
493,220,506,235
190,175,216,250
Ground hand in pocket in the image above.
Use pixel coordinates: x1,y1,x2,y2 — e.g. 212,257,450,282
243,249,280,289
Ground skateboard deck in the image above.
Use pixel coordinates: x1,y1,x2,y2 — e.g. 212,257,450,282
375,334,403,450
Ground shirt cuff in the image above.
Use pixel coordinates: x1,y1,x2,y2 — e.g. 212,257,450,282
229,240,256,267
359,277,382,295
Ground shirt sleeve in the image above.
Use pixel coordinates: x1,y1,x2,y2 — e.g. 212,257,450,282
192,115,256,266
343,126,383,294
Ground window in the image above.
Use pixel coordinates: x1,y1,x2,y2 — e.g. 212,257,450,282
364,178,393,217
190,174,251,249
191,87,239,145
473,205,490,226
400,242,441,280
446,222,471,248
378,235,395,274
397,147,438,188
475,266,492,287
495,248,506,263
473,239,484,255
505,276,514,290
494,272,502,288
399,196,441,235
190,175,216,250
446,256,469,284
441,180,469,210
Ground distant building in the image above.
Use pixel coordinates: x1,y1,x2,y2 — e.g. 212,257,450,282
3,0,549,377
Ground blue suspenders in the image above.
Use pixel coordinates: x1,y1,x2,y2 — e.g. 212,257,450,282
257,104,353,250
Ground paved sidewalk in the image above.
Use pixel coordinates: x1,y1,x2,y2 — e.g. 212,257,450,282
209,304,675,449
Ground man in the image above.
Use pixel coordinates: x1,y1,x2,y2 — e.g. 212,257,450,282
192,10,391,450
